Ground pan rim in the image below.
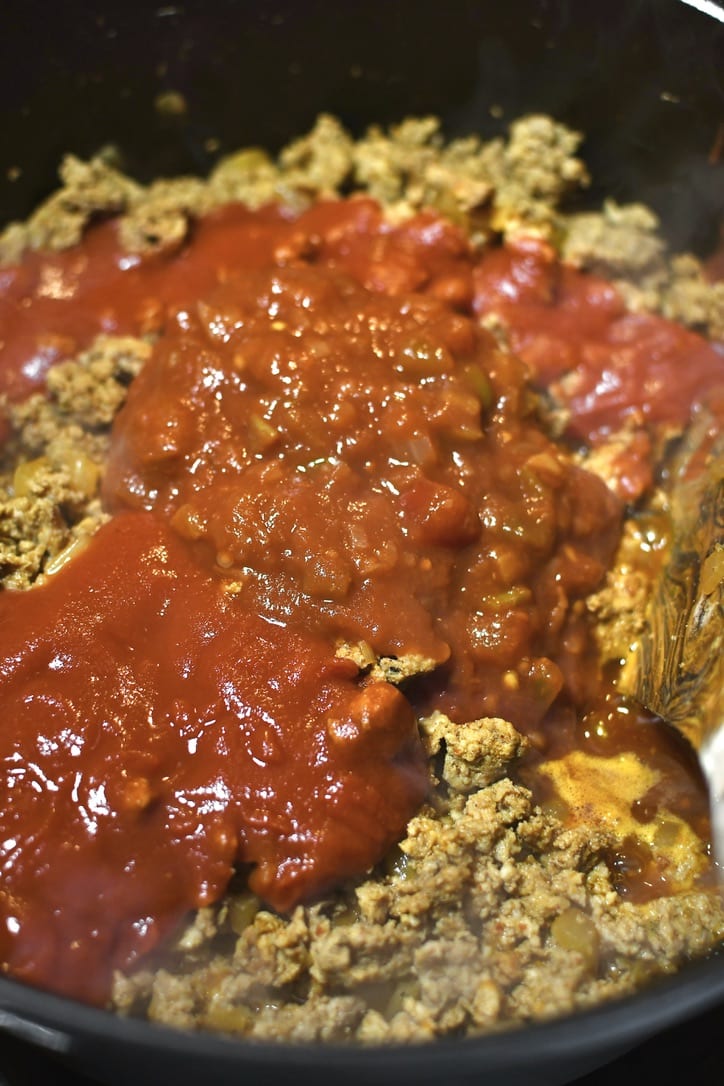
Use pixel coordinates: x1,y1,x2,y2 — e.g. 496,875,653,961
0,1,722,1077
0,948,721,1071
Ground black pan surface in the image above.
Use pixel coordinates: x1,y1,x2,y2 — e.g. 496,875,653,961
3,998,720,1086
2,0,724,251
0,1,723,1083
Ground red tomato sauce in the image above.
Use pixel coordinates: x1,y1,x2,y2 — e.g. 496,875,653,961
0,512,425,1002
0,199,718,1003
473,236,724,443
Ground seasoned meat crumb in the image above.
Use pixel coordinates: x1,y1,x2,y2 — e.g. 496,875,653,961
0,334,149,588
420,712,528,791
0,155,142,262
489,114,589,237
279,113,356,195
335,640,439,684
662,254,724,340
561,202,724,340
110,770,724,1042
561,200,666,280
45,335,151,427
0,113,589,261
0,474,105,589
586,511,668,664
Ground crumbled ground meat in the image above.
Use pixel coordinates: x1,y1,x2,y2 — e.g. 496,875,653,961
662,254,724,341
335,641,440,685
420,712,527,792
0,335,149,588
0,485,102,589
1,113,722,1044
487,114,589,237
109,760,723,1042
561,200,666,280
5,112,722,342
0,113,587,260
44,335,151,427
278,113,357,196
562,201,724,341
587,512,669,665
0,155,142,262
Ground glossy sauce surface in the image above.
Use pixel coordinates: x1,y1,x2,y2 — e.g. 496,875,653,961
0,199,719,1003
0,512,426,1002
473,236,724,442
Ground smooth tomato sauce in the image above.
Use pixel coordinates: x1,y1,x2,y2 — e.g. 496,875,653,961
0,512,425,1002
0,199,719,1003
473,236,724,444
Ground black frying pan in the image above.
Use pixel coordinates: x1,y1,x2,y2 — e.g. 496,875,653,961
0,1,723,1083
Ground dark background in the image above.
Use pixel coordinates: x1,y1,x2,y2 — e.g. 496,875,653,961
1,0,724,253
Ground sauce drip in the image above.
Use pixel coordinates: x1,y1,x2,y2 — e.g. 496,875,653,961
0,198,719,1003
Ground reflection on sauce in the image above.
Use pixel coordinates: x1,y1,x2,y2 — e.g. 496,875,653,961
536,691,712,904
0,513,426,1002
0,200,719,1003
473,236,724,442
